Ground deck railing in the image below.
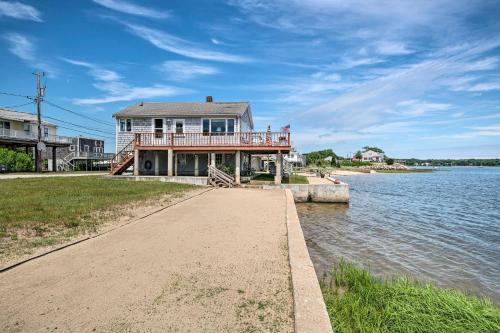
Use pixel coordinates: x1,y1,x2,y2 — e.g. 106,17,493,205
135,131,291,148
0,128,72,144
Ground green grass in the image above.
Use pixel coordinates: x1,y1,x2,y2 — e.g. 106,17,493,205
322,260,500,333
252,173,309,184
0,176,193,257
375,169,434,173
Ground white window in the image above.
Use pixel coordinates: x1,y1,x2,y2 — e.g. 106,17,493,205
175,120,184,134
154,119,164,138
84,145,89,152
94,147,103,153
202,118,236,135
23,123,31,133
44,127,49,138
0,121,10,130
119,119,132,132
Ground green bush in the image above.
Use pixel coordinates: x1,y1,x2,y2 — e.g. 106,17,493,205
386,157,394,165
340,160,372,167
0,148,34,172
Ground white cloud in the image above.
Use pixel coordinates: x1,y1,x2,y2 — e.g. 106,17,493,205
211,38,220,45
92,0,170,19
121,22,252,63
3,32,56,75
63,58,191,105
375,41,413,55
60,58,121,81
395,99,452,116
157,61,219,80
0,1,42,22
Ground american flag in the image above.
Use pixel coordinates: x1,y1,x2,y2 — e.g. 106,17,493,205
281,124,290,133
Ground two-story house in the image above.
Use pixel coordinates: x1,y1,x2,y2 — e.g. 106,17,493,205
0,108,72,171
111,97,291,185
361,150,385,162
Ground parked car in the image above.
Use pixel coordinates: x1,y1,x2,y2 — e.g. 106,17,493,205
0,164,7,173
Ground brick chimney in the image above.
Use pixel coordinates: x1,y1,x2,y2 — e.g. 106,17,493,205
205,96,213,103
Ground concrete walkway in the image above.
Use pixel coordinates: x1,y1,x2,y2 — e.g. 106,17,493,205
0,172,108,180
0,189,293,332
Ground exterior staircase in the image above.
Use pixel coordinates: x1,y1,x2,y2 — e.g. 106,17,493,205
58,152,75,171
208,165,235,188
110,140,135,175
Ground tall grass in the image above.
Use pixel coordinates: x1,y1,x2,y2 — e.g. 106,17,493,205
322,260,500,333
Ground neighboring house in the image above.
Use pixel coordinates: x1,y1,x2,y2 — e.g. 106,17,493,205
111,97,291,185
361,150,385,162
0,108,71,171
56,136,113,171
284,147,305,167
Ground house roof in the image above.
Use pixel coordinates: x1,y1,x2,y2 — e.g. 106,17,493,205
362,150,384,156
0,108,56,126
114,102,249,117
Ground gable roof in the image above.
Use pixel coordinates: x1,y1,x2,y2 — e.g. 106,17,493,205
0,108,56,126
114,102,248,116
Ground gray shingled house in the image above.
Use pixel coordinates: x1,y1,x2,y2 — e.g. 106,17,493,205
111,97,291,186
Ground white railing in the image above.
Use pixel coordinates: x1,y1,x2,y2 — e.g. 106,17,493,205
68,151,115,160
0,128,72,144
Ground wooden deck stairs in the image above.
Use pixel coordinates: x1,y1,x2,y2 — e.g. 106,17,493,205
110,140,135,175
208,165,235,188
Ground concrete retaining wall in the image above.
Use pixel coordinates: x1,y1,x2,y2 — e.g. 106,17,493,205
108,175,209,186
263,182,349,203
285,189,333,333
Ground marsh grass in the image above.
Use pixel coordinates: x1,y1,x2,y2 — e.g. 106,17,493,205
322,260,500,333
0,176,193,258
252,173,309,184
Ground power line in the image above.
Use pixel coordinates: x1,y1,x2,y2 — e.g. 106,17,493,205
0,91,33,99
55,124,115,141
44,115,115,136
0,101,35,109
43,99,115,127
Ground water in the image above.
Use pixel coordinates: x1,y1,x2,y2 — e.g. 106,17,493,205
296,167,500,303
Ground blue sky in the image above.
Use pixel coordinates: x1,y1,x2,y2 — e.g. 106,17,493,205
1,0,500,158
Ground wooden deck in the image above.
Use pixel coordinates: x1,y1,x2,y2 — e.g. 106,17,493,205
134,131,291,152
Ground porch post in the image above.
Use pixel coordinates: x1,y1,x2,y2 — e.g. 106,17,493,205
154,151,159,176
194,154,199,176
235,150,241,185
167,149,173,176
52,147,57,172
133,148,139,176
174,153,178,176
274,151,282,185
210,152,216,168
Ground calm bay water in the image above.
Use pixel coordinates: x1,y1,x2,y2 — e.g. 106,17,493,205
296,167,500,302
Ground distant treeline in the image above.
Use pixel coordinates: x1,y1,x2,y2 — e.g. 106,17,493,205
399,158,500,166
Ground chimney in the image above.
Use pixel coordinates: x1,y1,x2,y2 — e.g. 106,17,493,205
205,96,213,103
140,101,144,106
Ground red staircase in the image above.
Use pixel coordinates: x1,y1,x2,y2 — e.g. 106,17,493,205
110,140,135,175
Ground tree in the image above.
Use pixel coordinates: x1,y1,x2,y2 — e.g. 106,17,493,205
304,149,338,166
362,146,384,153
385,157,394,165
354,151,362,159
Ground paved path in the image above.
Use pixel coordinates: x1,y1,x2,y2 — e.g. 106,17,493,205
0,189,293,332
0,172,108,180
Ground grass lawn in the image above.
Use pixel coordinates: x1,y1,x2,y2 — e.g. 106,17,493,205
322,260,500,333
252,173,309,184
0,176,194,260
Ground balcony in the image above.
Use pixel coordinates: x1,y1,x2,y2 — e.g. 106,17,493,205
0,128,72,146
134,131,291,152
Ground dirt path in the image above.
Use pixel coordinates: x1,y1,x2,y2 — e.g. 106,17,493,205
0,189,293,332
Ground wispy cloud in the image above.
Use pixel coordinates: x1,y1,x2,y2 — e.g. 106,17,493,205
0,1,42,22
63,58,191,104
374,41,413,55
60,58,121,81
395,99,452,116
120,22,252,63
3,32,56,75
156,61,219,80
92,0,170,19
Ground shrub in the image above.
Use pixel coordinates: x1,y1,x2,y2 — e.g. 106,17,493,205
386,158,394,165
340,160,372,167
0,148,34,172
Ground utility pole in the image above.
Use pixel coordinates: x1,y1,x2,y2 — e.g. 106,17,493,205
34,72,45,172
